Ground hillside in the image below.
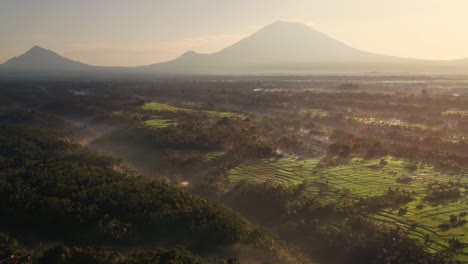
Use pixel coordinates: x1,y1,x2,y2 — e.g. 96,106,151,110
3,46,91,70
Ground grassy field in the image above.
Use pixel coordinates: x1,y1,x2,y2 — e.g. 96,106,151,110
141,102,246,119
141,102,183,112
143,119,177,128
228,156,468,260
139,102,245,129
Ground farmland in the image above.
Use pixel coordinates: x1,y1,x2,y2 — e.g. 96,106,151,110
141,102,246,119
144,118,177,128
229,157,467,195
74,79,468,262
2,77,468,263
229,156,468,260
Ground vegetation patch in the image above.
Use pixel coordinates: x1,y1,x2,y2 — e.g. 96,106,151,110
442,110,468,117
141,102,246,119
143,119,177,128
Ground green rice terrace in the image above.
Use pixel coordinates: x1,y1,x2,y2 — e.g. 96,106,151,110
141,102,246,119
143,118,177,128
229,156,468,260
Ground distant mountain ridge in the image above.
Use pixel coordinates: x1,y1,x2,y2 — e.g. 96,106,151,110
139,21,421,74
168,21,409,65
2,21,468,76
3,46,90,70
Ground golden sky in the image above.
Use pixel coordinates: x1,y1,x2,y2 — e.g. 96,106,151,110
1,0,468,66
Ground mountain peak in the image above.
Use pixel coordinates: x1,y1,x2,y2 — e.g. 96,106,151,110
269,20,309,27
259,20,318,33
180,50,199,58
210,19,370,65
22,45,57,57
3,46,89,70
30,45,47,51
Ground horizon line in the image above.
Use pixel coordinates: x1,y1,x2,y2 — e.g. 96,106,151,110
2,21,468,68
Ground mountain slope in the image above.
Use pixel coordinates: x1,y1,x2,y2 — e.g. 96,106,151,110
3,46,91,70
2,21,468,76
209,21,406,64
141,21,417,73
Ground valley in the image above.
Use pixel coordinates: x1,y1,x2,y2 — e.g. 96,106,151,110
1,76,467,263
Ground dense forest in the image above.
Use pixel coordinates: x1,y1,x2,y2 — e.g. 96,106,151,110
0,126,260,263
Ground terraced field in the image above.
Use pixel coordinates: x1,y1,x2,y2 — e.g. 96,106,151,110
228,156,468,260
229,157,321,187
229,157,465,195
374,189,468,259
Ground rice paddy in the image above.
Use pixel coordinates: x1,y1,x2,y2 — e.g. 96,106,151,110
143,119,177,128
229,157,466,195
141,102,184,112
228,156,468,260
141,102,246,119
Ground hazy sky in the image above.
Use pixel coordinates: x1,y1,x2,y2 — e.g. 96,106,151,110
2,0,468,66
